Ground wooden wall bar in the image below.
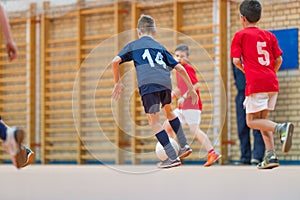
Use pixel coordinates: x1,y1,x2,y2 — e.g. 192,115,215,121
0,0,229,165
0,4,36,163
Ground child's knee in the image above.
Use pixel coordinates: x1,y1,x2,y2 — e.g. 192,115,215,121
246,119,254,129
163,120,172,131
188,125,198,134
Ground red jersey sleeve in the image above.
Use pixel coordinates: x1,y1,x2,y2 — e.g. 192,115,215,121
186,65,198,84
271,33,283,59
231,32,242,58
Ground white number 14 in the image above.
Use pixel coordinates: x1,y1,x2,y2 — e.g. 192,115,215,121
142,49,167,69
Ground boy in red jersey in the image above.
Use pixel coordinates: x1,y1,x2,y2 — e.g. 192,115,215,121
164,44,221,167
231,0,294,169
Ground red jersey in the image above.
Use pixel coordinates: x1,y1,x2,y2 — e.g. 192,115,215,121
176,63,202,110
231,27,282,96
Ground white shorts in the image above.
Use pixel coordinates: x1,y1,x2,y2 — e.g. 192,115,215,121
243,92,278,114
173,108,201,125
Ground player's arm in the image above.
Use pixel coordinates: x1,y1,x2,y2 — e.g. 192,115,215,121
174,64,198,105
232,58,244,73
182,82,200,98
172,87,180,99
111,56,125,101
192,82,201,91
274,56,283,72
178,82,200,105
0,4,17,61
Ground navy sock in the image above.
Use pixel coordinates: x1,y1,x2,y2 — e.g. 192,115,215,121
155,130,177,160
169,117,187,148
0,121,7,141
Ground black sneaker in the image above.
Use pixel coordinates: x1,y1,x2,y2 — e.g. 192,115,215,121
257,155,279,169
157,157,181,169
279,122,294,153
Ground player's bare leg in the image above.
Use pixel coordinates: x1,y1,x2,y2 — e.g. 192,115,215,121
1,118,34,168
247,111,279,169
189,125,222,166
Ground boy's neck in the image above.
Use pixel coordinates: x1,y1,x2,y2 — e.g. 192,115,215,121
244,22,257,28
138,33,154,38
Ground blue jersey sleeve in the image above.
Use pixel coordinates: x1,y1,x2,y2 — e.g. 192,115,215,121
118,43,133,64
163,50,178,69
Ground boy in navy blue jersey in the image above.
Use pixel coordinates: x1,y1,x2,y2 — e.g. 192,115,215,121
0,3,34,169
112,14,198,168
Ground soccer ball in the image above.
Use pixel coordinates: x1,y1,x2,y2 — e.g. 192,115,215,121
155,138,179,161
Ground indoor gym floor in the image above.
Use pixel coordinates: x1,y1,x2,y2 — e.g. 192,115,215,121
1,165,299,200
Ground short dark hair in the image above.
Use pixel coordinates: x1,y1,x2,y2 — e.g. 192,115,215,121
175,44,190,56
239,0,261,23
137,14,156,34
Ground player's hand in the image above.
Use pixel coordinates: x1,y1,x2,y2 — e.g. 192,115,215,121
112,83,125,101
6,41,18,62
177,96,185,107
187,89,198,105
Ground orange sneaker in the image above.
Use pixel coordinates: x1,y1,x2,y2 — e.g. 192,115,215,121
204,152,222,167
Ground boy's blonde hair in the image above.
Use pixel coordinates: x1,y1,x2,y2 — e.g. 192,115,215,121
137,14,156,34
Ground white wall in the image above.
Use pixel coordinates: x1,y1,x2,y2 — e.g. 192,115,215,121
2,0,77,12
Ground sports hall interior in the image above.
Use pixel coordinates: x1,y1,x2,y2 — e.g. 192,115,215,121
0,0,299,166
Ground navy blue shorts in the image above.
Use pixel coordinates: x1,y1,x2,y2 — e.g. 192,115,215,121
141,90,172,114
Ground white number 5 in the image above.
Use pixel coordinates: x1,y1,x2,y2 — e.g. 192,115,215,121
257,42,270,66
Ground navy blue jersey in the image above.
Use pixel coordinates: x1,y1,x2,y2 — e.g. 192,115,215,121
118,36,178,96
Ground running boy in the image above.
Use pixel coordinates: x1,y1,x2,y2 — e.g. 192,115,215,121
0,3,34,168
112,14,198,168
164,44,221,167
231,0,294,169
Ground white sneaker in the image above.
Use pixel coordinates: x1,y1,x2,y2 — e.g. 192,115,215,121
3,127,26,168
157,157,181,169
178,145,192,159
279,122,294,153
257,155,279,170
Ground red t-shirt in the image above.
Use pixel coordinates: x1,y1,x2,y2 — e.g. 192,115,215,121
176,63,202,110
231,27,282,96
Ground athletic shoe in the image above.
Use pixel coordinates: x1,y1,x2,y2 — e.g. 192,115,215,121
250,158,260,166
278,122,294,153
157,157,181,169
233,160,250,165
178,145,192,159
257,155,279,169
3,127,27,169
21,146,34,168
204,152,222,167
